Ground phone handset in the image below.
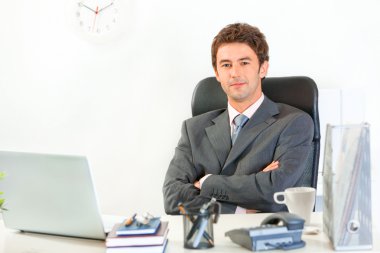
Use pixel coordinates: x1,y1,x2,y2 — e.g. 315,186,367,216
261,212,305,230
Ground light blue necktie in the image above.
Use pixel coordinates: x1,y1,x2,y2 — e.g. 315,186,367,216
232,114,249,145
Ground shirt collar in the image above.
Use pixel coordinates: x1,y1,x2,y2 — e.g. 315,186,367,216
228,93,265,126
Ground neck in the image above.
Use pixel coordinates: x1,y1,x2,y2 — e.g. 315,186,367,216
229,101,253,113
229,93,262,113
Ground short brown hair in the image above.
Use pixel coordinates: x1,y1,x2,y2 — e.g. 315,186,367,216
211,23,269,70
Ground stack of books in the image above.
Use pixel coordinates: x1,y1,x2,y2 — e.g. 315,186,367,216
106,217,168,253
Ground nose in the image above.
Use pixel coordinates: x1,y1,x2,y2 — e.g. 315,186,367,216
230,64,241,77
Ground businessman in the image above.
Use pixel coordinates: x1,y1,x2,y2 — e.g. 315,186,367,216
163,23,314,214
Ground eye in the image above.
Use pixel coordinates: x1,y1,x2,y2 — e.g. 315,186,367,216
241,61,250,65
221,63,231,68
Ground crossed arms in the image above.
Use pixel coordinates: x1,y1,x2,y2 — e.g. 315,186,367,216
162,108,314,214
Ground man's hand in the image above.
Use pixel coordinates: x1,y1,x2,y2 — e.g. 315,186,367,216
262,161,279,172
194,174,212,189
194,162,279,214
194,162,278,189
244,161,278,214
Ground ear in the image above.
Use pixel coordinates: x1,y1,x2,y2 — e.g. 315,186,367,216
214,67,221,82
259,61,269,79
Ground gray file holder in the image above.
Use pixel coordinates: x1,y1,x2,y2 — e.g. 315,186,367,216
323,123,372,251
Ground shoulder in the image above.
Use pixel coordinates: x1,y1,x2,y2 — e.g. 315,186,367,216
262,97,313,130
275,102,314,130
263,96,312,121
184,109,227,127
277,102,308,116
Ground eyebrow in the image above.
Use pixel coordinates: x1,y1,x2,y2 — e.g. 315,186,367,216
238,57,252,61
218,57,252,65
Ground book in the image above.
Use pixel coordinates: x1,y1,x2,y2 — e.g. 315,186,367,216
106,239,168,253
116,217,161,236
107,222,169,247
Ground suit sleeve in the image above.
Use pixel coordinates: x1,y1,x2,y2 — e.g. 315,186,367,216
162,121,209,214
199,113,314,212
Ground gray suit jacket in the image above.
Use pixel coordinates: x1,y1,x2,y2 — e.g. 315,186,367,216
163,96,314,214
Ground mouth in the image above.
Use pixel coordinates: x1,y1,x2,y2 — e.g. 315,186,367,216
230,82,246,87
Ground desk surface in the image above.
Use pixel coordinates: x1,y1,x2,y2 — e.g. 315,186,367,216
1,213,379,253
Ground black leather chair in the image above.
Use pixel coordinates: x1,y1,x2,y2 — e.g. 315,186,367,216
191,76,320,189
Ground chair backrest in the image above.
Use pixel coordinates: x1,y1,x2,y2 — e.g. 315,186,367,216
191,76,320,189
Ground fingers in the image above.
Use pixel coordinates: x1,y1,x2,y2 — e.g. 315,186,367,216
193,181,200,189
263,160,280,172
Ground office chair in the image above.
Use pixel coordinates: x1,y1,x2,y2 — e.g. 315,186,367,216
191,76,320,189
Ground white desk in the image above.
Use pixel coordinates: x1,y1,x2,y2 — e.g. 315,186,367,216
1,213,379,253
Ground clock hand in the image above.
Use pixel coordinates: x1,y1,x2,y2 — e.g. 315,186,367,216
79,2,97,13
98,2,114,13
92,6,99,32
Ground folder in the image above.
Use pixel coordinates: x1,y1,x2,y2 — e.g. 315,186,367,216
323,123,372,250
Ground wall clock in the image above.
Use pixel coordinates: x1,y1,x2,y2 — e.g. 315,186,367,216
76,0,119,36
67,0,132,43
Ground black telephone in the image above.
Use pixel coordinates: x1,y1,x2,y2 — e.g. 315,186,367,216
225,212,305,251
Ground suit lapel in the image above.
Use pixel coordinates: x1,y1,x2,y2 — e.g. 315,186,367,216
221,97,279,175
205,111,231,169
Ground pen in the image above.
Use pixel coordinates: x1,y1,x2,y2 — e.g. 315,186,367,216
124,213,136,226
193,216,208,248
186,215,203,241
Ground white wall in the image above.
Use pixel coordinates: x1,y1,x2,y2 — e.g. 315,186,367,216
0,0,379,217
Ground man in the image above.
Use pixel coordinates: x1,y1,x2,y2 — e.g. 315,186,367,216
163,23,314,214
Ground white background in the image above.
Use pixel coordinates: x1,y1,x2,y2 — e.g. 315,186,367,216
0,0,379,221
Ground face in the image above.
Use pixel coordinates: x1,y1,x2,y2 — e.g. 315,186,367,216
214,42,268,110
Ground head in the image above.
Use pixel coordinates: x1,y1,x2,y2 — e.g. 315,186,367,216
211,23,269,71
211,23,270,111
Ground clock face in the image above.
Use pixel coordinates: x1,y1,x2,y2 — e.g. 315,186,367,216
66,0,133,43
76,0,119,36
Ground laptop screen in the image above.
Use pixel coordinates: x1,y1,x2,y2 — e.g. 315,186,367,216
0,151,106,240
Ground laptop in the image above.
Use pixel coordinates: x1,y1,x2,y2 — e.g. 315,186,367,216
0,150,108,240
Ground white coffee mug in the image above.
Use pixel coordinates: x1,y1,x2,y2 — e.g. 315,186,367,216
273,187,316,225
